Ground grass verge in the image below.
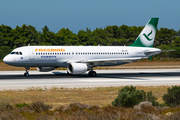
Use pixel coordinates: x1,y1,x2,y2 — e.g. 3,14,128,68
0,86,180,120
0,86,172,107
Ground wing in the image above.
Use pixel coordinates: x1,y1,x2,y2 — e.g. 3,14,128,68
82,57,147,63
67,57,148,66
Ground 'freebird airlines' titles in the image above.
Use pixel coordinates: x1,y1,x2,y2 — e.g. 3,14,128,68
35,48,65,52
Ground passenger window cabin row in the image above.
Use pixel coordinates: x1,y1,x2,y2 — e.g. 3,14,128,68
36,52,129,55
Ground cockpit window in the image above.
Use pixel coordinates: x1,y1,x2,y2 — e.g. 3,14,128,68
10,51,23,55
10,52,15,54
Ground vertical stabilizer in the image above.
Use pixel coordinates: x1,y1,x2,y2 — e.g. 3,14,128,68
130,18,159,47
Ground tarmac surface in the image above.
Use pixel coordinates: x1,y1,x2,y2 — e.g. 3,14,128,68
0,69,180,90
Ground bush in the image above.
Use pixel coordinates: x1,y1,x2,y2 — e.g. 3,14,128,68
163,111,180,120
163,86,180,107
15,103,29,108
0,101,13,111
146,91,159,106
112,86,158,108
29,101,52,113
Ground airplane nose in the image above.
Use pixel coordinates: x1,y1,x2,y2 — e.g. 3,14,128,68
3,55,11,64
3,56,8,64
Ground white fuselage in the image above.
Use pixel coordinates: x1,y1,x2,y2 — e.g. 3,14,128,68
3,46,161,68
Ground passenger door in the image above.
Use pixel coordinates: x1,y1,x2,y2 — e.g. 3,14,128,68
133,48,137,57
28,48,34,60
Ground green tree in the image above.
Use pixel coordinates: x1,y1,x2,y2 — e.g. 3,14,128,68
177,29,180,36
77,30,88,45
56,28,78,45
104,25,118,38
163,86,180,107
0,46,12,60
156,28,177,46
119,25,130,39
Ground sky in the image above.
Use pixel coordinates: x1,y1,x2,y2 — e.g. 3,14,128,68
1,0,180,34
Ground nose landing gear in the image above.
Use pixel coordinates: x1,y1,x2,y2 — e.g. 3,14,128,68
24,67,30,76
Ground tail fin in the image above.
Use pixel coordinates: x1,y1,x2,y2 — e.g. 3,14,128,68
130,18,159,47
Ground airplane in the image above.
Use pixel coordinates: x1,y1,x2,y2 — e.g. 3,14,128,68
3,18,161,77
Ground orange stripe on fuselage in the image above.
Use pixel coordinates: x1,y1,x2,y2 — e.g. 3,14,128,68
35,48,65,52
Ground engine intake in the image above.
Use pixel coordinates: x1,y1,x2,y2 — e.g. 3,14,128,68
67,63,88,74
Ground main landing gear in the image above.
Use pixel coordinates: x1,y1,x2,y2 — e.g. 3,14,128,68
24,67,30,76
67,71,72,75
88,71,97,77
67,70,97,77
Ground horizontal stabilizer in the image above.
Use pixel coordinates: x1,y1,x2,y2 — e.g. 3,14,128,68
144,51,161,54
144,49,161,57
161,50,176,52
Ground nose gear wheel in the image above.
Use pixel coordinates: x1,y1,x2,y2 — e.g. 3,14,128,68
24,67,30,76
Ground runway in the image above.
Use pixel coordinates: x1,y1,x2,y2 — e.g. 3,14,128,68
0,69,180,90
